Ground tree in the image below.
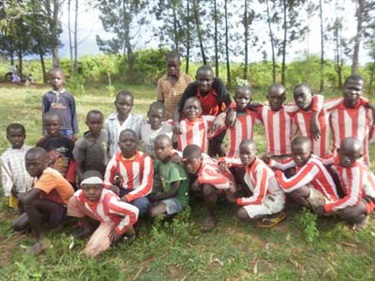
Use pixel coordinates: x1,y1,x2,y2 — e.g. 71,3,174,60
192,0,207,64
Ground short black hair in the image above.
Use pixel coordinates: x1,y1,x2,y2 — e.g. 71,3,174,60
44,110,62,122
116,90,133,101
344,74,364,85
155,134,172,146
119,129,137,140
183,144,202,158
166,51,180,61
86,110,104,120
49,67,64,76
196,65,213,75
149,101,165,113
6,123,26,135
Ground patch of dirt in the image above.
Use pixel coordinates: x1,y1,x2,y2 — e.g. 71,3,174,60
168,265,186,280
0,234,24,267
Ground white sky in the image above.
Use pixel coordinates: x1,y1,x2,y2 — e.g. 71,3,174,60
58,0,371,65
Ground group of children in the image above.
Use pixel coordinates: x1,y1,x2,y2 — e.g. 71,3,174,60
1,57,375,257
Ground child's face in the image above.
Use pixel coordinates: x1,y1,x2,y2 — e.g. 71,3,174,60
343,79,363,108
148,108,164,130
118,131,138,158
115,94,133,117
7,128,26,149
86,113,103,136
50,70,65,92
182,155,202,175
167,57,180,77
239,143,257,166
196,69,214,94
154,139,171,161
338,146,361,168
81,184,103,202
291,143,311,167
267,89,285,111
293,86,312,110
26,153,47,177
44,115,62,137
234,88,251,111
183,99,202,121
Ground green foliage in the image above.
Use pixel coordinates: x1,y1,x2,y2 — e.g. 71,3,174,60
65,75,85,96
298,208,319,243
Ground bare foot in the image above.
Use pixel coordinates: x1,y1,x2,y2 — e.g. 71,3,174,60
201,215,216,232
352,216,370,231
27,239,49,255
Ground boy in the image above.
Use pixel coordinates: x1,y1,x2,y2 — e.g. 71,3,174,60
67,170,139,257
106,90,146,158
36,111,75,184
269,136,339,212
1,123,34,209
174,65,232,156
318,137,375,230
156,51,193,120
104,129,153,216
219,140,286,227
176,97,220,154
182,144,235,232
148,135,189,219
12,147,74,255
329,75,374,165
42,68,78,138
140,101,173,156
73,110,108,183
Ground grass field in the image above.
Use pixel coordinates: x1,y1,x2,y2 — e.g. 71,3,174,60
0,82,374,281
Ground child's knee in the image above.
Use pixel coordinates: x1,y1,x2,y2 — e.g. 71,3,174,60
237,208,249,221
202,184,215,198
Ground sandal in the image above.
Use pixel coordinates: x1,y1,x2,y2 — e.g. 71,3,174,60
257,212,286,228
201,216,217,232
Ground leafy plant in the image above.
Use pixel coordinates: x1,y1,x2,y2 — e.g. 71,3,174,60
298,208,319,243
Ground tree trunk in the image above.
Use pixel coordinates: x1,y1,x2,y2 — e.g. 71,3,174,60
173,3,179,52
52,0,60,67
38,42,47,83
214,0,219,77
368,60,375,95
193,0,207,65
73,0,78,74
351,0,364,75
281,0,287,85
266,0,276,83
68,0,74,74
224,0,231,85
243,0,249,80
17,51,23,80
319,0,324,92
185,0,190,74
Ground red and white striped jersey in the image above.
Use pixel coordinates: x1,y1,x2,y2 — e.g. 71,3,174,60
104,151,153,202
222,109,261,158
196,158,235,190
222,157,284,206
324,157,375,212
329,101,374,165
74,188,139,234
270,154,339,200
177,115,215,153
256,105,298,156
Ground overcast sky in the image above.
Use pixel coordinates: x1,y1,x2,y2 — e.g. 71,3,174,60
58,1,371,65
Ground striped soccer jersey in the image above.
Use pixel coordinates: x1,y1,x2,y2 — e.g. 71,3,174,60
104,151,153,202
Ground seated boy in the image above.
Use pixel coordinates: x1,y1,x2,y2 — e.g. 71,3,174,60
1,123,34,209
148,135,189,219
67,170,139,257
140,101,173,157
12,147,74,255
219,140,286,227
105,90,146,158
317,137,375,230
182,144,235,232
36,111,75,185
268,136,340,212
73,110,108,182
104,129,153,216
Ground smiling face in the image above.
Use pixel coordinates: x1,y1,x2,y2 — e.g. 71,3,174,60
293,85,312,110
118,130,138,158
7,128,26,149
81,184,103,202
44,114,63,137
196,68,214,94
183,98,202,121
49,69,65,92
115,93,133,118
86,112,103,136
291,139,311,167
267,85,286,111
343,78,363,108
239,140,257,167
234,87,251,111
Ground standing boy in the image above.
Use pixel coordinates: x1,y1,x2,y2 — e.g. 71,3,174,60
42,68,78,138
1,123,34,209
156,51,193,120
12,147,74,255
73,110,108,183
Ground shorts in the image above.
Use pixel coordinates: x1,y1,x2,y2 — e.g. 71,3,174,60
161,198,184,215
243,194,285,219
307,187,328,209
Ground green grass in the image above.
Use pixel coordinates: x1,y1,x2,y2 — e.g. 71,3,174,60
0,82,374,280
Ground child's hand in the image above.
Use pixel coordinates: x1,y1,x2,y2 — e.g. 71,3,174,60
110,185,120,196
190,179,200,192
11,185,18,198
173,123,182,134
171,153,181,164
121,196,129,203
108,230,123,244
225,190,237,204
148,194,158,203
219,162,227,172
225,109,237,127
310,117,321,141
261,154,271,164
